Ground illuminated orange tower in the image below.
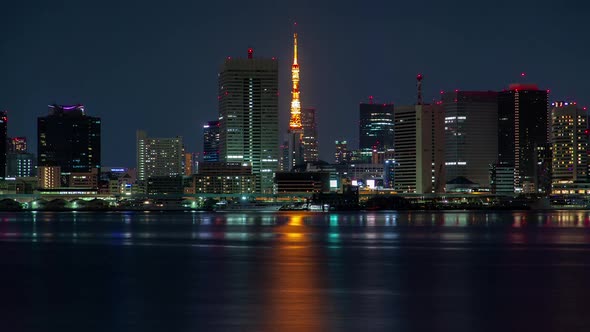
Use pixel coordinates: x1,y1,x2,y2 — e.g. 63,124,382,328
288,29,304,169
289,32,302,129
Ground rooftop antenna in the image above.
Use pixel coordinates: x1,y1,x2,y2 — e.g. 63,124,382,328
416,74,423,105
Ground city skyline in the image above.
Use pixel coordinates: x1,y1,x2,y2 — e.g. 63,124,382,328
1,0,588,166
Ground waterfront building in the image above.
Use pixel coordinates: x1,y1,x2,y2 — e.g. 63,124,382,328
203,120,220,163
359,101,394,162
498,84,549,193
0,112,7,178
69,168,99,189
218,48,279,193
37,166,61,189
550,101,589,194
6,152,36,178
275,172,330,194
193,162,256,195
301,108,319,163
37,104,101,173
136,130,183,181
147,175,184,195
489,164,515,195
394,103,445,193
443,91,498,188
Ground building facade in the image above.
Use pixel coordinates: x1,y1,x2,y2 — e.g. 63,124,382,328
218,49,279,193
0,112,7,178
443,91,498,188
6,152,36,178
193,162,256,195
37,104,101,174
301,108,319,163
136,130,183,181
550,102,589,194
38,166,61,189
359,102,394,162
498,84,549,193
203,120,220,163
393,104,445,193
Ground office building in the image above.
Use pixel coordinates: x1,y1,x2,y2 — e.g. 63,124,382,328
38,166,61,189
498,84,549,193
550,101,589,194
394,104,445,193
193,162,256,194
136,130,183,181
218,48,279,193
203,120,220,163
0,112,7,178
359,101,394,162
37,104,101,174
6,152,36,178
443,91,498,188
301,108,319,163
490,164,515,195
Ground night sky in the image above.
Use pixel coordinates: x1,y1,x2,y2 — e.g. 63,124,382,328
1,0,588,166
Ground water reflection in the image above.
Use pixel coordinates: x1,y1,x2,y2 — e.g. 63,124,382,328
263,213,327,331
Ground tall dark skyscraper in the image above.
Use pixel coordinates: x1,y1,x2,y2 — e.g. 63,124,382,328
443,91,498,188
359,101,394,162
203,120,220,163
0,111,7,179
301,108,319,163
218,49,279,194
38,104,101,173
498,84,548,193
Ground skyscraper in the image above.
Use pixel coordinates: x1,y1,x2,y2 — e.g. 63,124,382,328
288,32,305,170
0,112,7,179
301,107,319,163
443,91,498,188
498,84,548,193
37,104,101,173
136,130,183,181
550,101,589,194
218,49,279,194
359,101,394,162
203,120,220,163
394,104,445,193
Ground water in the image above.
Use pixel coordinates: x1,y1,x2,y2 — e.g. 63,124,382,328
1,210,590,331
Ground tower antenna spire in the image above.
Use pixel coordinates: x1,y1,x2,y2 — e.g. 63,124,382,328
416,74,423,105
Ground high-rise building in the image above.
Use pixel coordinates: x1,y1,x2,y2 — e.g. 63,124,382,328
136,130,183,181
279,141,290,171
550,101,589,194
301,107,319,163
37,166,61,189
498,84,548,193
203,120,220,163
334,140,351,164
443,91,498,188
37,104,101,173
0,112,7,179
393,104,445,193
359,101,394,162
218,49,279,193
288,32,305,170
8,137,27,153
